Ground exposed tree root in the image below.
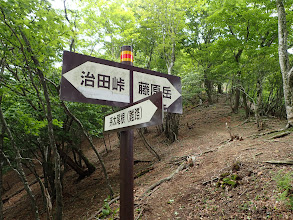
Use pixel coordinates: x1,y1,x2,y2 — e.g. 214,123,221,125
249,126,293,139
134,159,152,164
142,163,187,197
250,130,280,138
269,131,291,139
135,166,154,179
285,123,293,129
264,160,293,165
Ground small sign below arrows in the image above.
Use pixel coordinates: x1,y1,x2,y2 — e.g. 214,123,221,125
104,92,163,133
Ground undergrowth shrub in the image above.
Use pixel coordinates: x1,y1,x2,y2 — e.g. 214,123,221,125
273,171,293,210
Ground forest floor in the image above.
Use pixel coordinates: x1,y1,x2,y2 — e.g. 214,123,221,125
2,95,293,219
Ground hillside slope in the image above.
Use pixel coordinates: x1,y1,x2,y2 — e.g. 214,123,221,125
2,96,293,219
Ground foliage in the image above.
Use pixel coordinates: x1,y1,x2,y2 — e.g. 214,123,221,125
98,198,119,219
217,173,241,189
273,171,293,210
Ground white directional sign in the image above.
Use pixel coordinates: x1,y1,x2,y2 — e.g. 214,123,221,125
63,61,130,103
133,71,181,111
104,92,163,132
61,51,182,113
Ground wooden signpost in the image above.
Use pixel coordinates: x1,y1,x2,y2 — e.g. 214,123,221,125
119,45,134,220
60,46,182,220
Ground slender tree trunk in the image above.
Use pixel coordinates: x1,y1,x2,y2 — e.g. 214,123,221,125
137,129,160,161
204,73,213,105
71,145,96,175
26,163,52,220
242,92,250,119
47,79,114,197
35,60,63,220
166,41,175,75
232,48,243,113
164,113,180,143
20,30,63,219
60,102,114,198
0,124,3,220
0,96,40,220
164,40,180,142
233,88,241,114
38,67,63,220
255,78,263,129
277,0,293,127
146,41,155,69
232,70,242,114
217,83,223,94
0,48,5,220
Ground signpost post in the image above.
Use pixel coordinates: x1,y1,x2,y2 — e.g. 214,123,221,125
60,47,181,220
119,45,134,220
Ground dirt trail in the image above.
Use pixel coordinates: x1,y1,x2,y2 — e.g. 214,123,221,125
2,96,293,219
134,99,293,219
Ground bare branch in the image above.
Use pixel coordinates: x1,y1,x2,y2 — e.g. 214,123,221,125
63,0,70,23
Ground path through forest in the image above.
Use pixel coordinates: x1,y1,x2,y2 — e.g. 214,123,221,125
2,95,293,219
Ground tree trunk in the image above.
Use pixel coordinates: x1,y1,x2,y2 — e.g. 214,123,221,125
0,124,3,220
146,41,155,69
233,87,241,114
242,92,250,119
164,113,180,143
0,96,40,220
71,146,96,176
60,102,114,198
217,83,223,94
20,30,63,219
277,0,293,127
204,73,213,105
42,160,55,200
0,57,4,220
26,163,52,220
232,47,243,114
166,41,176,75
47,79,114,198
137,129,160,161
58,148,88,178
255,78,263,129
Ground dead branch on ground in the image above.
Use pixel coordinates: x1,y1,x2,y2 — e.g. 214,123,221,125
141,162,187,198
263,160,293,165
269,131,291,139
